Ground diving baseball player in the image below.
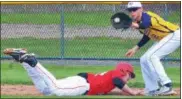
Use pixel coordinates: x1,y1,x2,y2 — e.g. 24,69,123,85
125,2,180,96
3,48,142,96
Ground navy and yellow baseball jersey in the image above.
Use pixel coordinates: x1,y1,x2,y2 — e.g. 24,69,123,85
138,11,179,41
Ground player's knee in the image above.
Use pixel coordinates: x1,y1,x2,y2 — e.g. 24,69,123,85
150,54,160,61
142,54,153,63
151,54,158,59
145,54,159,63
41,87,53,96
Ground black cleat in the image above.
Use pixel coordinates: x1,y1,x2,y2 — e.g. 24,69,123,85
3,48,27,62
3,48,37,67
21,53,38,67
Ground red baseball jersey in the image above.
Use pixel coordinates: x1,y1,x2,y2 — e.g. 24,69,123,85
86,69,125,95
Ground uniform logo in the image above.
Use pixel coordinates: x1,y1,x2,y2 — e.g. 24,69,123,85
128,2,133,6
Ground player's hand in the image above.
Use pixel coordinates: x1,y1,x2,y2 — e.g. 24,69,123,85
125,49,136,57
125,46,139,57
131,22,139,29
132,90,144,96
138,90,145,96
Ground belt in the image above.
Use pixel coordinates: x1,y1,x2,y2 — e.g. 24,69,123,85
77,73,89,95
83,90,89,95
77,73,89,83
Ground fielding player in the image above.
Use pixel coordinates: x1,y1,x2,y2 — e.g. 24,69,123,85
125,2,180,96
3,48,142,96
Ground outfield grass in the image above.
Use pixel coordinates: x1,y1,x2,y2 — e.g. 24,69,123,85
166,11,181,24
1,11,180,26
1,62,180,87
1,37,180,58
1,12,112,27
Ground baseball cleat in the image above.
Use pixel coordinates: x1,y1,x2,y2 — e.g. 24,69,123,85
157,90,177,96
156,84,176,96
3,48,37,67
155,83,173,95
145,89,160,96
3,48,27,62
21,53,38,67
145,83,176,96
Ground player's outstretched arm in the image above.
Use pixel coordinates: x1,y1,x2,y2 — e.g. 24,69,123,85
121,84,142,96
125,34,150,57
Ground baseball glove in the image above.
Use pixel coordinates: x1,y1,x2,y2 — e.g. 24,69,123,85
111,12,132,30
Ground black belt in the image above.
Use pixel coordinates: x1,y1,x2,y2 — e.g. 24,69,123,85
77,73,89,95
77,72,89,83
83,90,88,95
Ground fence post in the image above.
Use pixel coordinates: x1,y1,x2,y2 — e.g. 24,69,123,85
112,4,116,13
164,4,168,20
82,4,86,10
60,4,65,59
164,4,168,67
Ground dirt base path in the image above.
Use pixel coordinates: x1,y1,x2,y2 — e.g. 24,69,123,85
1,84,43,96
1,84,180,96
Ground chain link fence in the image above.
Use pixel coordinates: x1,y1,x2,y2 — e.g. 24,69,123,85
1,3,180,61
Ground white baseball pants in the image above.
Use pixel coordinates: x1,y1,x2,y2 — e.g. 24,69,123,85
140,29,180,92
22,62,90,96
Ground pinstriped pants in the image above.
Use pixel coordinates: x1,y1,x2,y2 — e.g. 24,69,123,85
22,62,90,96
140,29,180,92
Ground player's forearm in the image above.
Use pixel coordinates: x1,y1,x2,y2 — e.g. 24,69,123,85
122,84,137,96
137,34,150,48
132,45,140,51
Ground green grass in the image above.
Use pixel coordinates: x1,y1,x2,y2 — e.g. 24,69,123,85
1,12,113,27
1,11,180,26
1,37,180,58
167,11,181,24
1,62,180,87
1,95,180,98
